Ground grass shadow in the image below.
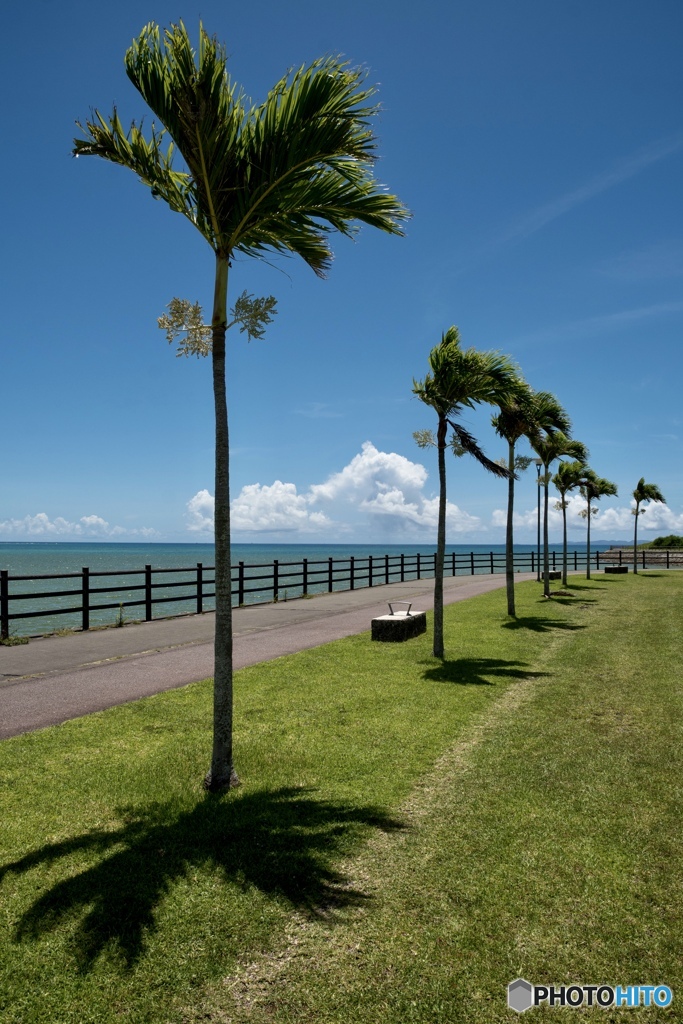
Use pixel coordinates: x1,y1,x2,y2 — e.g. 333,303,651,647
422,657,549,686
543,594,596,606
503,616,586,633
0,787,404,972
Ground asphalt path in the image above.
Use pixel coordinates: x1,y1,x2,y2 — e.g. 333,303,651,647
0,572,535,739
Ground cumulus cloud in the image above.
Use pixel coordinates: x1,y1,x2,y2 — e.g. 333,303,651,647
232,482,330,533
186,441,483,539
492,495,683,537
0,512,158,539
186,489,216,533
186,482,330,535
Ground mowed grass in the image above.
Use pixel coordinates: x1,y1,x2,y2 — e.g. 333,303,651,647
0,573,682,1023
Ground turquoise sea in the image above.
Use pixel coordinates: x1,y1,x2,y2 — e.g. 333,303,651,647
0,540,623,637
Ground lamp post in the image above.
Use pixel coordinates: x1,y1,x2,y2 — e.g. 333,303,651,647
534,458,543,582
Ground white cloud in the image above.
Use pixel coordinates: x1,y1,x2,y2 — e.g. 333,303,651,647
186,482,331,535
232,482,330,533
0,513,158,539
186,489,216,533
186,441,483,539
492,496,683,537
310,441,428,505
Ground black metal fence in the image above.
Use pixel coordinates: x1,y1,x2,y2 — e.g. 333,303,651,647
0,546,667,639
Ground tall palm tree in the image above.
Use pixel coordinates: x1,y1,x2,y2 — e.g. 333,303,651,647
580,470,618,579
632,478,666,573
552,460,585,586
413,328,520,658
532,430,589,597
74,22,408,790
492,388,569,616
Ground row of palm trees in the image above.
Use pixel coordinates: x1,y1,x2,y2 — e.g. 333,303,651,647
74,22,666,787
413,329,666,657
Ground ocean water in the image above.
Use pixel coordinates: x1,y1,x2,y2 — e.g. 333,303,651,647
0,540,619,638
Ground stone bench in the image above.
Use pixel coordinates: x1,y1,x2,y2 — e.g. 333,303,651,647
371,607,426,642
604,565,628,574
539,570,561,580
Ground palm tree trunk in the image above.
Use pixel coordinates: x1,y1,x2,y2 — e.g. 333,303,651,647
433,417,447,659
586,498,592,580
561,499,568,587
543,470,551,598
205,254,240,791
633,502,640,574
505,439,516,616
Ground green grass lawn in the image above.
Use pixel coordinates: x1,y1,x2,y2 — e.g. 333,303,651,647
1,573,681,1023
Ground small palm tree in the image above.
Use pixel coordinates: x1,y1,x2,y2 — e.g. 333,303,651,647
580,471,618,579
632,478,666,573
492,388,568,615
74,22,408,790
413,328,520,658
552,460,585,585
531,426,588,597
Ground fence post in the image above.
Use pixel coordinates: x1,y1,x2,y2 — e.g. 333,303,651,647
400,553,405,582
417,552,421,580
452,552,456,577
0,570,9,640
471,551,475,575
145,565,152,621
238,562,245,606
574,550,577,571
350,556,355,591
385,554,389,585
531,550,534,574
303,558,308,597
667,549,670,569
552,550,556,570
596,551,600,571
328,557,333,593
82,567,90,631
273,560,279,602
196,563,203,614
368,555,373,587
490,551,494,574
642,549,645,570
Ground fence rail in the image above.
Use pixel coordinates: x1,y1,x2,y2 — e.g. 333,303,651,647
0,547,672,639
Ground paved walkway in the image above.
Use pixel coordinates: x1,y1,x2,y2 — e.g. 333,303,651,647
0,573,534,739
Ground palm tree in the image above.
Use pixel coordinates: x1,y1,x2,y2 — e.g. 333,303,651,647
74,22,408,790
631,478,666,573
492,388,570,616
413,328,520,658
532,430,589,597
552,460,585,586
580,471,618,579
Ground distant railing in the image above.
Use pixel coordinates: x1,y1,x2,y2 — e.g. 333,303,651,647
0,547,649,640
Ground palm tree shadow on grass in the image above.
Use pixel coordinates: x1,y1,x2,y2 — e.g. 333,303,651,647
503,617,587,633
0,787,403,972
422,657,550,685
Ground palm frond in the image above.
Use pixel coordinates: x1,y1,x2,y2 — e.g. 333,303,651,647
633,477,666,505
532,431,589,469
74,20,409,265
448,422,512,479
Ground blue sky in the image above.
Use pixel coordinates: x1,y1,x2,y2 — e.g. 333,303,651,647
2,0,682,545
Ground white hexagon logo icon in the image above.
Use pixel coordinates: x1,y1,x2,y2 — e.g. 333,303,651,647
508,978,534,1013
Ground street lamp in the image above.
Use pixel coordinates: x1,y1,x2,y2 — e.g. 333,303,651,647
534,458,543,582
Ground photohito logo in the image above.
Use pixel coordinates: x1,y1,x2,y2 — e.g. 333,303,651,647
507,979,673,1013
